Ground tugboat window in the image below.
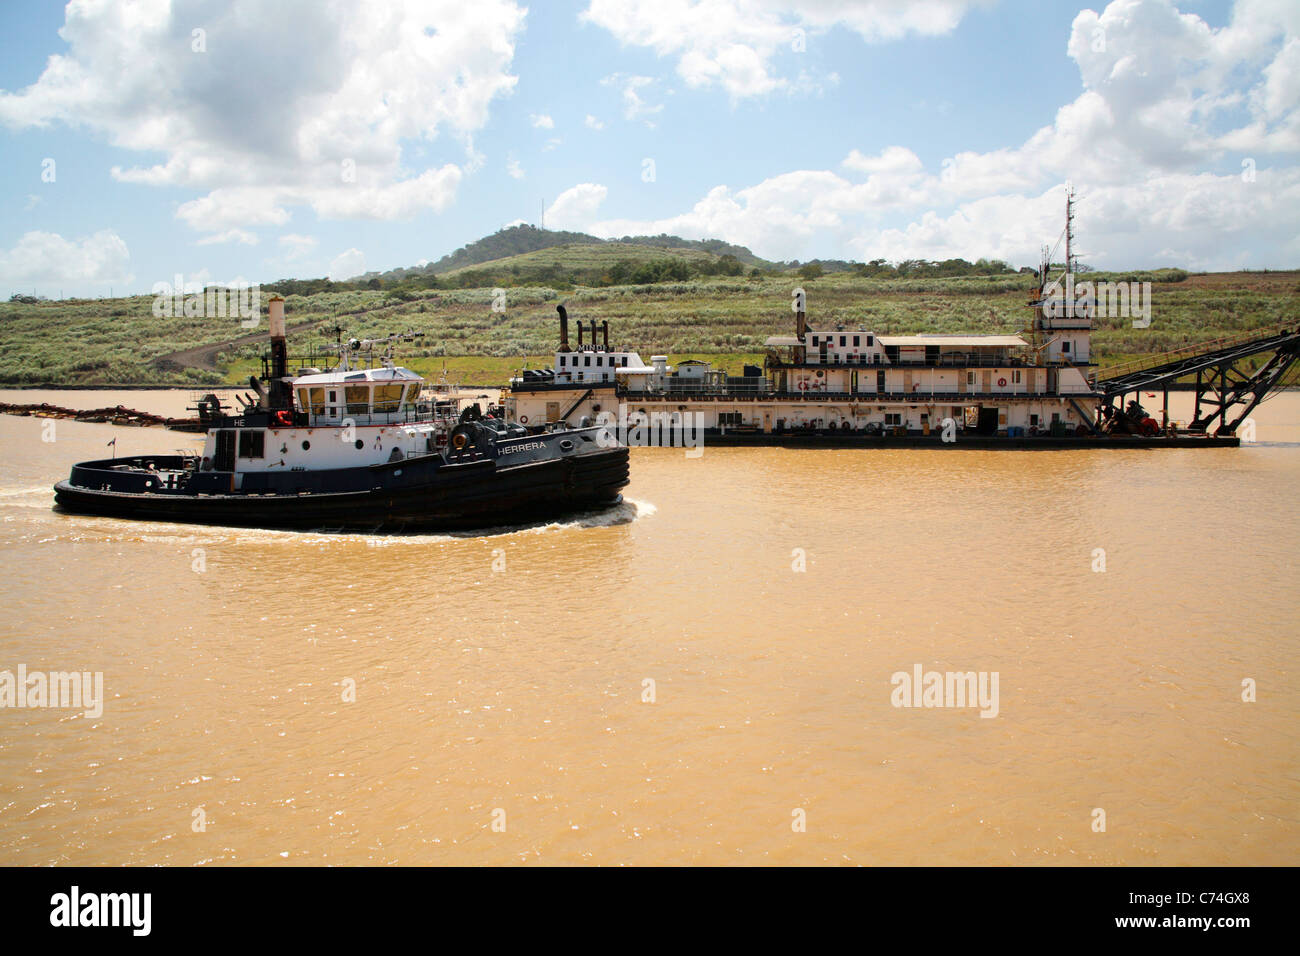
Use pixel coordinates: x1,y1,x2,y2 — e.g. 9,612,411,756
374,384,403,414
308,387,325,415
301,440,310,450
345,385,369,415
354,439,364,450
238,430,265,458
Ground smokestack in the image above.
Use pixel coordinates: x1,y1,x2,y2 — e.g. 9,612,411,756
557,304,571,352
268,294,288,385
577,315,584,348
269,295,286,340
589,320,599,349
602,321,609,350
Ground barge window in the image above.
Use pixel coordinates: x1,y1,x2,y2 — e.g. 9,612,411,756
345,384,370,415
238,430,265,458
308,387,325,415
853,336,860,347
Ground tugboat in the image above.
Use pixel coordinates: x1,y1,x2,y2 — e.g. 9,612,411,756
53,296,629,532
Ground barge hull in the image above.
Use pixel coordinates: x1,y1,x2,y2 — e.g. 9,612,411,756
698,432,1240,449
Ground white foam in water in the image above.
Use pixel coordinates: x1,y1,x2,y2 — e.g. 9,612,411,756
0,486,54,498
31,497,656,546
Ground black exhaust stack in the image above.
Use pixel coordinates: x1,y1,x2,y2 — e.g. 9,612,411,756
268,295,291,409
557,304,572,352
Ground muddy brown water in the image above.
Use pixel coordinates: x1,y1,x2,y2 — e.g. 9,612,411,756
0,389,1296,864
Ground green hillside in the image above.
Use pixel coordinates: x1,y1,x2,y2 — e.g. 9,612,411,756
441,241,722,276
353,224,777,285
2,270,1296,387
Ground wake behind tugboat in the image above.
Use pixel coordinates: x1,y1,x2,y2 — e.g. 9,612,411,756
53,297,629,532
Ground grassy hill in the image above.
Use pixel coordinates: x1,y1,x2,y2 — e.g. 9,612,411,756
440,241,723,276
354,224,776,285
441,243,733,280
1,270,1296,388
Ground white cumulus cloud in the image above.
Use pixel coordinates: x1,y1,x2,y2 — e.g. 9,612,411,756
0,230,132,286
545,184,608,230
582,0,983,99
563,0,1300,269
601,74,663,123
328,248,368,281
0,0,527,236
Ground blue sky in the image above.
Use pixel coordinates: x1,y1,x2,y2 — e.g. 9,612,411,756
1,0,1295,298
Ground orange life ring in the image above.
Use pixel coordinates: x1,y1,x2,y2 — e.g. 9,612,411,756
997,377,1008,387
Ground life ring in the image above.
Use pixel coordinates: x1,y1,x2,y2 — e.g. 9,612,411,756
997,377,1007,387
519,414,529,424
451,432,469,449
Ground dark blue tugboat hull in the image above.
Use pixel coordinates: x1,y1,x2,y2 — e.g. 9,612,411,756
53,441,629,533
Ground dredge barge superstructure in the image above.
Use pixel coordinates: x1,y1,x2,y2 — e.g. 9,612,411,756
508,198,1299,449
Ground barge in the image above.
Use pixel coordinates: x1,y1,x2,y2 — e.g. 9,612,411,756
508,196,1298,448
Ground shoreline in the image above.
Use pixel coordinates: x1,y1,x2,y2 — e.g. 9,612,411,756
4,382,1295,392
